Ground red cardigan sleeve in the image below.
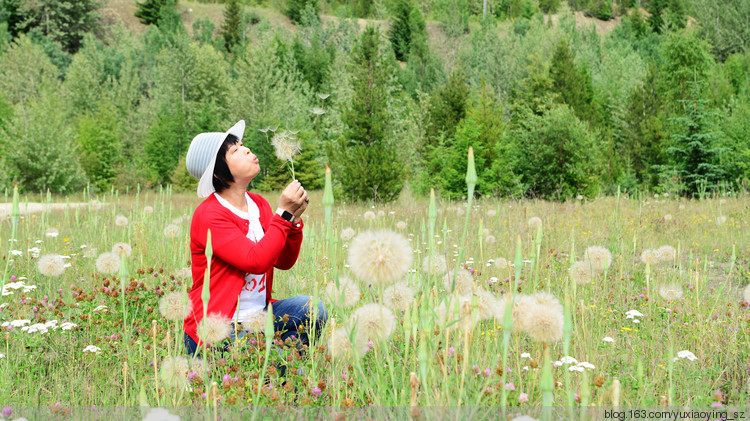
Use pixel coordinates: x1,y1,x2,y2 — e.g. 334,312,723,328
194,204,294,275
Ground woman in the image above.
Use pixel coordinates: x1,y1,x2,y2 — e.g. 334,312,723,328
182,120,327,355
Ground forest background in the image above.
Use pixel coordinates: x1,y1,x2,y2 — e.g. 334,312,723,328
0,0,748,202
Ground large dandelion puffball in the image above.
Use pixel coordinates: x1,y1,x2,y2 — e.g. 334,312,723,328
240,309,267,334
568,261,593,285
37,254,65,277
494,257,512,270
115,215,129,227
348,230,413,285
340,227,356,242
524,305,564,343
164,224,181,238
363,211,376,221
444,268,474,295
396,221,407,230
655,245,676,264
473,288,500,320
531,292,563,315
95,252,121,274
640,249,658,265
583,246,612,273
507,294,536,332
659,284,683,301
198,314,231,345
351,303,396,348
271,130,301,162
421,255,447,275
528,216,542,231
329,327,355,360
382,282,416,312
160,356,189,389
158,292,193,321
143,206,154,214
112,242,132,257
325,277,360,308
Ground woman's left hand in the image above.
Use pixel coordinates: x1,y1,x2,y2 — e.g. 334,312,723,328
292,185,308,223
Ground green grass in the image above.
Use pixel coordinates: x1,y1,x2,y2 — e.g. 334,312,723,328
0,187,748,417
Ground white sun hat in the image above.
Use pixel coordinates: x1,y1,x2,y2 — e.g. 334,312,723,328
185,120,246,197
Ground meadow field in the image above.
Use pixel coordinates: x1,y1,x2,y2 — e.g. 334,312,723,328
0,185,748,420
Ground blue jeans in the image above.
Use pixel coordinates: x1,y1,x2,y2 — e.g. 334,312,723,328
184,295,327,356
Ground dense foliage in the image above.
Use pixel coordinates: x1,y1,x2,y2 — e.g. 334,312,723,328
0,0,747,200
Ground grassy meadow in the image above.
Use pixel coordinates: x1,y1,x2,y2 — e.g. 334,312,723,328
0,186,749,419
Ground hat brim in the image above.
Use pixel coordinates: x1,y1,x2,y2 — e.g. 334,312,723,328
197,120,246,197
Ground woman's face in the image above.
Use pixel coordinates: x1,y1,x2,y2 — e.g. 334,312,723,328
224,140,260,183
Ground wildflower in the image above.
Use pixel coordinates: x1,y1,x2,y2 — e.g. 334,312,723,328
487,209,497,217
396,221,407,230
112,242,132,257
95,252,121,274
363,211,376,221
421,255,447,275
716,216,727,225
506,294,535,332
142,408,180,421
198,314,231,345
583,246,612,273
602,336,614,343
351,304,396,354
519,393,529,403
60,322,77,331
240,309,267,334
654,245,676,264
160,356,190,389
348,230,413,285
560,356,578,365
568,261,593,285
310,107,326,115
45,227,59,238
640,249,658,265
83,345,101,353
317,93,330,100
158,292,193,321
443,268,474,295
505,382,516,391
663,214,672,222
382,281,416,312
328,327,354,360
37,254,65,277
311,387,322,398
93,305,108,312
144,206,154,214
447,347,455,357
625,310,644,319
524,303,564,343
115,215,129,227
531,292,563,314
659,284,683,301
326,277,361,308
271,130,302,162
340,227,356,242
569,366,584,372
577,362,595,370
164,224,180,238
485,235,497,245
83,247,97,259
674,350,697,361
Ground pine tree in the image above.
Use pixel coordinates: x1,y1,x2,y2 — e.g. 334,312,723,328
425,66,469,145
549,39,596,123
135,0,166,26
647,0,666,33
220,0,242,53
285,0,320,24
330,26,404,202
14,0,101,53
389,0,422,62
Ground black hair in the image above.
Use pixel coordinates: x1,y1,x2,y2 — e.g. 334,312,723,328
212,134,240,193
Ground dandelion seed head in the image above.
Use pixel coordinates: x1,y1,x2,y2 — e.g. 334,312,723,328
271,130,301,162
175,267,192,279
494,257,511,270
158,292,192,321
655,245,676,264
112,242,132,257
640,249,658,265
382,281,416,312
310,107,326,115
198,314,231,345
583,246,612,273
96,252,121,274
340,227,356,242
37,254,65,277
473,288,499,320
485,235,497,245
444,268,474,295
325,277,360,308
531,292,563,314
486,209,497,217
568,261,593,285
525,304,564,343
663,214,672,222
351,303,396,350
160,356,190,389
396,221,407,230
164,224,181,238
329,326,354,360
421,255,447,275
348,230,412,285
240,309,267,334
143,206,154,214
528,217,542,231
115,215,129,227
659,284,683,301
363,211,376,221
716,215,727,225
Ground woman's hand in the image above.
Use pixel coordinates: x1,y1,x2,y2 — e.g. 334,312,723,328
278,180,307,214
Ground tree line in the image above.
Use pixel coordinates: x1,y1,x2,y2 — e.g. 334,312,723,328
0,0,748,200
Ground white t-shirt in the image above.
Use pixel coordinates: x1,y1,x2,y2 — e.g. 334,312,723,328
214,193,267,322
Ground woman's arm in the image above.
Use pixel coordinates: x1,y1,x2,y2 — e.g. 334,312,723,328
195,207,293,274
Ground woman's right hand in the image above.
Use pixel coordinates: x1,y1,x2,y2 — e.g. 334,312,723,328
278,180,306,213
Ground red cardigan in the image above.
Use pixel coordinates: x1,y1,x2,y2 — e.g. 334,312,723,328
183,192,304,345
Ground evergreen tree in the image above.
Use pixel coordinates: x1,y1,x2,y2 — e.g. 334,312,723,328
663,0,686,30
665,87,726,197
220,0,243,53
135,0,165,26
628,7,648,39
15,0,101,53
285,0,320,24
647,0,666,33
330,26,404,202
425,66,469,145
389,0,424,62
0,0,23,38
549,39,596,123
